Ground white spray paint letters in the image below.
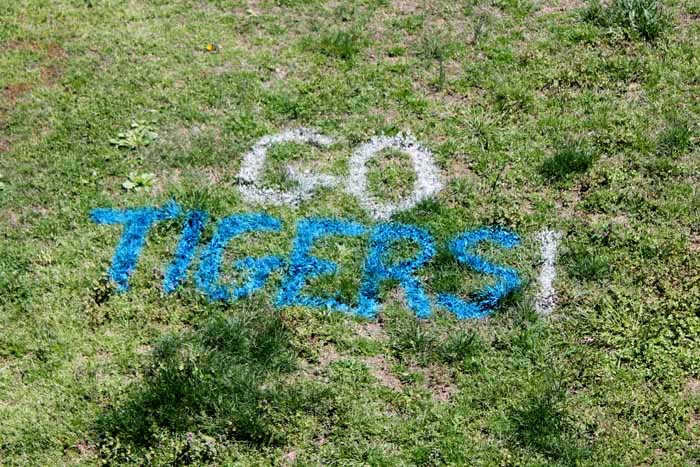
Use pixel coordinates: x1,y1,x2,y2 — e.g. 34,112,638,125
238,128,339,206
237,128,443,220
236,128,563,316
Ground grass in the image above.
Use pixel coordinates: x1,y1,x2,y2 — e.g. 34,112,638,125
1,0,699,466
315,29,366,60
583,0,671,41
540,138,598,182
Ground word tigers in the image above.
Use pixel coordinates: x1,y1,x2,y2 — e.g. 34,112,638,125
91,201,522,320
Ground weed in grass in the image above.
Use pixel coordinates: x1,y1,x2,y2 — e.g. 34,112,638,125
582,0,607,24
366,148,418,204
655,115,692,157
275,0,307,6
386,307,485,368
428,249,468,296
583,0,670,41
494,0,535,17
89,274,115,306
390,14,425,33
471,12,491,44
688,0,700,16
419,35,451,62
387,309,437,362
122,172,156,192
316,29,365,60
493,78,534,113
438,328,483,365
334,3,356,22
540,139,597,182
507,374,591,463
463,0,480,17
564,237,611,282
419,34,452,90
386,45,405,57
109,121,158,149
471,116,500,151
643,156,683,178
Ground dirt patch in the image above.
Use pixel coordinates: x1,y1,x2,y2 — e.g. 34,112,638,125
2,40,65,56
136,345,153,356
3,83,33,105
685,378,700,397
163,124,222,152
363,354,457,400
40,65,62,86
0,209,20,227
536,0,584,15
152,168,182,195
689,411,700,434
318,344,343,367
676,9,700,27
355,321,389,341
0,139,10,154
44,42,67,60
414,363,457,402
281,450,297,465
290,344,343,383
392,0,423,14
73,439,97,461
364,354,403,391
1,41,66,132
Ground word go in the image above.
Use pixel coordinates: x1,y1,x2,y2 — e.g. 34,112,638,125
237,128,443,220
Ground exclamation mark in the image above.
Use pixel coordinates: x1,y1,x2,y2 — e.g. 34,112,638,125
535,230,563,316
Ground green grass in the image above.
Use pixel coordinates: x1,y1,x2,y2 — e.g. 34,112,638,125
583,0,671,41
540,138,598,182
1,0,699,465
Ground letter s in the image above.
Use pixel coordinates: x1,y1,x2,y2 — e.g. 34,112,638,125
437,227,521,319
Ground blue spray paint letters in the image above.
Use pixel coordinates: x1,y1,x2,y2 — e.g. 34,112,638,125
195,213,283,301
91,202,525,320
231,255,285,299
90,201,182,291
163,210,209,293
358,223,436,319
437,227,521,319
277,218,366,314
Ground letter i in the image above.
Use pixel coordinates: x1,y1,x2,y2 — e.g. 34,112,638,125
163,210,209,293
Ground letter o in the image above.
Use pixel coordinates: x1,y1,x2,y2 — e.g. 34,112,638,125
345,134,443,220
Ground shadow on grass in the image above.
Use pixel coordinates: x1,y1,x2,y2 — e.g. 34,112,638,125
540,138,598,182
507,373,593,466
95,305,334,464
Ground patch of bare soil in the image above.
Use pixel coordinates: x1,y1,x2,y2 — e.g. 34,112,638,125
0,41,67,153
3,83,33,105
355,321,389,341
318,344,343,367
364,354,403,391
414,363,457,402
536,0,584,15
0,209,19,227
685,378,700,397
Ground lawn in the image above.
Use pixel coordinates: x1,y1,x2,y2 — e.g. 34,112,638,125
1,0,699,465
